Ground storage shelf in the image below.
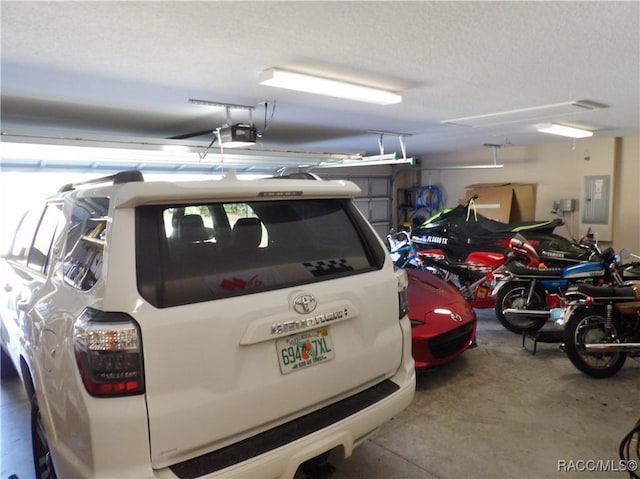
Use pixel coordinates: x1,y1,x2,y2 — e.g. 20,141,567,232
80,235,105,248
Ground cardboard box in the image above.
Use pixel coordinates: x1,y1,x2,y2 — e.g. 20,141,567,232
462,183,536,223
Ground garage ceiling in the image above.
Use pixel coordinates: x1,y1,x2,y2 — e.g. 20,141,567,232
1,1,639,167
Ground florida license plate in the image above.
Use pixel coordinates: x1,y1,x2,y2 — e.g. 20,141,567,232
276,327,335,374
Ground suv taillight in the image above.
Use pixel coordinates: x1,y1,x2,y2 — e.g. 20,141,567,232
73,308,144,396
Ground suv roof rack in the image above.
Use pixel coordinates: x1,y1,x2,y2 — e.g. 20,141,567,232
59,170,144,192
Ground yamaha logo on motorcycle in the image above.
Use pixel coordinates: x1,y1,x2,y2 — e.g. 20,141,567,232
542,251,567,259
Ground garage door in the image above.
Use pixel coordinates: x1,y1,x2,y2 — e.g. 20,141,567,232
323,174,392,240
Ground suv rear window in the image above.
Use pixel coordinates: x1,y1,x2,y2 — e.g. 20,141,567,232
136,199,385,307
63,197,110,290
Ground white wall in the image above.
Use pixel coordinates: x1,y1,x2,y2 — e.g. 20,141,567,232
614,135,640,253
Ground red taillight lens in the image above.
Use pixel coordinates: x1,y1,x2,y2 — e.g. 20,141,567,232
584,296,594,307
546,294,560,308
74,308,144,397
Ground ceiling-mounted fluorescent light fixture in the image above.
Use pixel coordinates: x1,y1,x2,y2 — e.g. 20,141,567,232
259,68,402,105
537,123,593,138
442,100,606,128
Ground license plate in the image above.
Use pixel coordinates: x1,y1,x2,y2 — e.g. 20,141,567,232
276,327,335,374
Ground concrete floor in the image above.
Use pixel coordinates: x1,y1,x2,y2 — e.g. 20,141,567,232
2,309,639,479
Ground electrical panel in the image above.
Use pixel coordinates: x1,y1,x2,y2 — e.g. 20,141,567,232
582,175,610,224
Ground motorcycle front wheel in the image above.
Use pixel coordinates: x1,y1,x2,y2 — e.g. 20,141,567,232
563,307,627,379
494,281,548,334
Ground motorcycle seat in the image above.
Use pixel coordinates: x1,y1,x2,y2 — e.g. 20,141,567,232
572,284,638,299
507,262,564,278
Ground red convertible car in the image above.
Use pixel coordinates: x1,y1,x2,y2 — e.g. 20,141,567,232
406,268,477,370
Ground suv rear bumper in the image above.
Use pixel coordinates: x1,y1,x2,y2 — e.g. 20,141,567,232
49,358,415,479
162,372,415,479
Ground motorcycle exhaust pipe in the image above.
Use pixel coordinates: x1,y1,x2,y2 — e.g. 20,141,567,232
584,343,640,353
503,308,550,317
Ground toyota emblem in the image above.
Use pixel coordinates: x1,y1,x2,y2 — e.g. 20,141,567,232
293,294,317,314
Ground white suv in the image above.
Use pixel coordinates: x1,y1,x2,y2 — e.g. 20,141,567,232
0,170,415,479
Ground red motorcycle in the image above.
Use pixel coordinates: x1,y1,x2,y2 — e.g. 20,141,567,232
414,234,540,309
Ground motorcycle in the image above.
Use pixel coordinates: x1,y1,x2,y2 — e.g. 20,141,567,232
411,194,594,267
558,281,640,378
490,244,621,334
388,229,425,270
492,247,640,334
388,229,539,309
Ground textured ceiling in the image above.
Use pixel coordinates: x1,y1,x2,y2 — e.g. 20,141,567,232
1,1,639,163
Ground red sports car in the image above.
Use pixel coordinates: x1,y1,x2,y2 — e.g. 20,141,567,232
406,268,477,370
